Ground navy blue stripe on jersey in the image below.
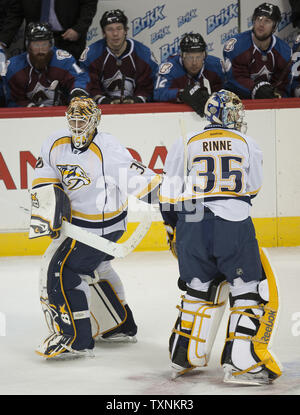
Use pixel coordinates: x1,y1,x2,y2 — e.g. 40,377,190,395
72,210,127,229
204,195,251,205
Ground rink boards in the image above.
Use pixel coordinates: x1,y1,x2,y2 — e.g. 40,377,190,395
0,101,299,255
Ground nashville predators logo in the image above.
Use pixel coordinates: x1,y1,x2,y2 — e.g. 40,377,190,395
59,304,71,325
57,164,91,190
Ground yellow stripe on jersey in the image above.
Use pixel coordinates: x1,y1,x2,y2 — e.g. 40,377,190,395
159,194,178,204
135,174,161,200
248,187,261,196
159,192,251,204
50,137,103,163
32,177,61,187
89,142,103,163
50,136,71,153
188,129,247,145
72,200,128,221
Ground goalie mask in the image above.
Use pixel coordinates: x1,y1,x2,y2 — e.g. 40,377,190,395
204,90,247,133
66,97,101,149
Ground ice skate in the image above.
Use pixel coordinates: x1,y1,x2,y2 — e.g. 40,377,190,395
169,325,195,380
171,362,195,380
97,332,137,343
36,333,95,359
94,303,138,343
223,364,271,386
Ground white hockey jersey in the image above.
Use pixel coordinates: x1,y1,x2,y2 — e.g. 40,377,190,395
159,126,263,221
32,129,161,235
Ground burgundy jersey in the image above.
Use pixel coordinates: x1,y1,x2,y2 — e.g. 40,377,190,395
5,48,89,107
223,30,292,98
79,38,158,102
154,54,225,102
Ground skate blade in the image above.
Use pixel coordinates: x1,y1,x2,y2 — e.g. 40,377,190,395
223,376,269,386
171,363,195,380
223,370,270,386
35,347,95,360
97,334,137,343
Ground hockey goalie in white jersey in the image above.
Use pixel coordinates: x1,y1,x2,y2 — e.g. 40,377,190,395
29,96,160,359
159,89,282,385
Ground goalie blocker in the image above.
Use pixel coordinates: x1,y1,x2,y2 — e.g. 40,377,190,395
29,184,71,239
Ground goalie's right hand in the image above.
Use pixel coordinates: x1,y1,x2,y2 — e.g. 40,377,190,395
164,223,177,259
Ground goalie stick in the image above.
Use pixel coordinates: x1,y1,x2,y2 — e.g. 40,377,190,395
4,195,152,258
60,215,152,258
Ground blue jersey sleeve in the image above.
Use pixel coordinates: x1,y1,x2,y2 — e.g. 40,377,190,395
52,48,89,93
154,56,185,102
79,40,105,72
223,33,253,99
291,35,300,96
4,53,28,107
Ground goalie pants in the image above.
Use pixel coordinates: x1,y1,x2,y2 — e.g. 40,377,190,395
176,209,262,285
47,230,124,350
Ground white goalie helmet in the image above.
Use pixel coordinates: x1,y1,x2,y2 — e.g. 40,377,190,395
204,89,247,133
66,96,101,149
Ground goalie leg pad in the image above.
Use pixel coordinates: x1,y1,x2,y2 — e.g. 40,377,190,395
169,275,229,377
37,238,94,358
37,231,128,357
95,260,125,302
89,278,137,342
221,248,282,385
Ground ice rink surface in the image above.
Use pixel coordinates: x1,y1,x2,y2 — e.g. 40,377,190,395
0,247,299,397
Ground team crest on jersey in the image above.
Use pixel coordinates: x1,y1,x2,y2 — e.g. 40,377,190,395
56,49,72,60
250,65,272,81
57,164,91,190
224,38,237,52
103,70,135,96
159,62,173,75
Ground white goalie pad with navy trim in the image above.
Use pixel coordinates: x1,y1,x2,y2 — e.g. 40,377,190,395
89,280,127,339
